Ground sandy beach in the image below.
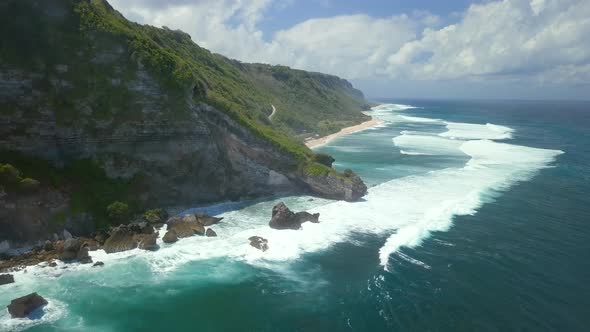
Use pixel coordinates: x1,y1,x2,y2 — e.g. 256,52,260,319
305,117,383,148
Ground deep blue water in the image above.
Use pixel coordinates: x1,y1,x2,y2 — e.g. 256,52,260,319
1,99,589,331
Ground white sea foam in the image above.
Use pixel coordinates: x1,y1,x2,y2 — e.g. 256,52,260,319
398,115,442,123
371,103,417,112
393,134,466,156
440,122,514,140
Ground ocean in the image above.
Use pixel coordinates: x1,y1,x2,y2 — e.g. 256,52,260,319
1,99,589,331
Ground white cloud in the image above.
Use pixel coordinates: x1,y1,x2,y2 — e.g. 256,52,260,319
108,0,590,88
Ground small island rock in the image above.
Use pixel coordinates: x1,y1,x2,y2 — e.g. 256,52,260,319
7,293,48,318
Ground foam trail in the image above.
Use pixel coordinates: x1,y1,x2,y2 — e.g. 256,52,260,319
378,140,563,269
393,134,465,156
371,103,417,111
398,115,442,123
440,122,514,140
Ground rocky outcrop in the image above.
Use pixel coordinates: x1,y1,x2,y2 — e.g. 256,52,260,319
196,214,223,226
249,236,269,251
269,202,320,230
56,238,93,263
300,170,367,201
103,223,158,254
7,293,48,318
0,273,14,285
164,212,222,240
205,228,217,237
162,230,178,243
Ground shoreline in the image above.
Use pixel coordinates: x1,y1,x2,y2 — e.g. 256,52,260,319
305,117,383,148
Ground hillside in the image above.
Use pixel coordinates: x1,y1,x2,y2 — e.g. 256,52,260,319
0,0,368,244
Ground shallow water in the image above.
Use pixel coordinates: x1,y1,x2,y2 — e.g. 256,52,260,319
1,99,589,331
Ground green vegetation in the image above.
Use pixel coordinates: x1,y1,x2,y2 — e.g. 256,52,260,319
0,163,21,186
106,201,130,223
0,163,42,193
18,178,40,192
143,208,166,223
0,151,144,228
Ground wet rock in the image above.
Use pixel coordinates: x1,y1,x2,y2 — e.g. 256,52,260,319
92,261,104,267
48,261,57,267
166,215,205,238
77,247,92,264
196,213,223,226
269,202,320,230
248,236,268,251
0,274,15,286
162,230,178,243
7,293,48,318
103,224,158,254
205,228,217,237
59,238,82,261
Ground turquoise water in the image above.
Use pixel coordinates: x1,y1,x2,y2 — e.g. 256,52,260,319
1,99,589,331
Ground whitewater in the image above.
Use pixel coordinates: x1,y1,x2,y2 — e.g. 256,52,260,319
0,103,564,330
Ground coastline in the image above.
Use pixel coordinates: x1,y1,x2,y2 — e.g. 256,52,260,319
305,117,383,148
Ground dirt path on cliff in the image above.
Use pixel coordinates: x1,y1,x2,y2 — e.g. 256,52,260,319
268,104,277,121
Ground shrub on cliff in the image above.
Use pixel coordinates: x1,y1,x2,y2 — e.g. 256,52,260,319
0,164,22,186
343,169,355,178
106,201,130,223
312,153,335,167
18,178,40,193
143,208,167,223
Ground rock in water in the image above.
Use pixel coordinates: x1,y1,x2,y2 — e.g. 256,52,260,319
249,236,269,251
103,224,158,253
77,247,92,264
196,214,223,226
0,274,15,286
166,214,206,238
269,202,320,230
7,293,48,318
162,230,178,243
92,261,104,267
205,228,217,237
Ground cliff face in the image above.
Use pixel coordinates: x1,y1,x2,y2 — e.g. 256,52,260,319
0,0,368,244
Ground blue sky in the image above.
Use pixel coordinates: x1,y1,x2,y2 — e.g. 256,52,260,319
111,0,590,100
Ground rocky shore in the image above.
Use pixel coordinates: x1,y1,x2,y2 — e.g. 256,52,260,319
0,209,221,273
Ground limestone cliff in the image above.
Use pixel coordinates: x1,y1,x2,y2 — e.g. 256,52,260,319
0,0,368,245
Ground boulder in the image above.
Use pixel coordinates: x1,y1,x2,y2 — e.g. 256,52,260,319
59,238,83,261
137,233,158,250
166,215,205,238
43,240,54,251
77,247,92,264
248,236,269,251
103,224,158,254
205,228,217,237
196,213,223,226
162,230,178,243
7,293,48,318
92,261,104,267
269,202,320,230
0,274,15,286
62,229,73,240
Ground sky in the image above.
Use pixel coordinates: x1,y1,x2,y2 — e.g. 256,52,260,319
109,0,590,100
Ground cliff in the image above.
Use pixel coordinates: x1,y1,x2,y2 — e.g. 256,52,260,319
0,0,368,245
